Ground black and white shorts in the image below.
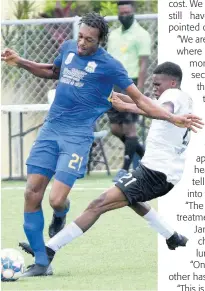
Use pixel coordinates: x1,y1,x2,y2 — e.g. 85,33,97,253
115,163,174,206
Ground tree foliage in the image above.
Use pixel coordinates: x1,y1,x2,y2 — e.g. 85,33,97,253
40,0,157,18
13,0,37,19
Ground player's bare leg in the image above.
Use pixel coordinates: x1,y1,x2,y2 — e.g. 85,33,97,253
48,180,71,238
76,186,128,230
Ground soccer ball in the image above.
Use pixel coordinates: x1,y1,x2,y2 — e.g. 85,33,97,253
1,249,25,281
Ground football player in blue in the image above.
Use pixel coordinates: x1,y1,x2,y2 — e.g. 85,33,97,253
1,12,202,277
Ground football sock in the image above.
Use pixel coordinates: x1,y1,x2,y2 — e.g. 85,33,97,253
24,210,49,266
132,153,140,169
143,208,174,239
122,137,139,171
46,222,83,252
135,140,145,158
54,199,70,217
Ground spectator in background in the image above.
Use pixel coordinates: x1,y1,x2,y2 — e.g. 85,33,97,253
107,0,151,182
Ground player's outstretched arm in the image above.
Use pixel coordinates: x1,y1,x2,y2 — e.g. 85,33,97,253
125,84,204,132
125,84,175,120
1,48,59,79
113,92,135,104
112,93,147,115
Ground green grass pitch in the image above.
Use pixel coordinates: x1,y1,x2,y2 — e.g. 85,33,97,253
1,173,157,290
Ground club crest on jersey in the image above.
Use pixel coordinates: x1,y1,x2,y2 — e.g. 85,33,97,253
85,61,97,73
65,53,75,65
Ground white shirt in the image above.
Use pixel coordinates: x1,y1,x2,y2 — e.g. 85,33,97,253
141,88,193,185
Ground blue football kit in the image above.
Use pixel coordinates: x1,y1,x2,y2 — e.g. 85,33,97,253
27,40,133,187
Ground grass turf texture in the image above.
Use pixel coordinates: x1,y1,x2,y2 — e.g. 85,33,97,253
1,173,157,290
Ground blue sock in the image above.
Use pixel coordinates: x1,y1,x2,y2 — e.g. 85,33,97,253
24,210,49,266
54,200,70,218
132,153,140,169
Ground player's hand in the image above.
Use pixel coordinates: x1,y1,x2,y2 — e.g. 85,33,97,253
112,93,128,112
1,48,21,66
172,114,204,133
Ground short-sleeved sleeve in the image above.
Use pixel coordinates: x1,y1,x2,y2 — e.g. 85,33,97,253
109,59,133,90
137,31,151,57
159,89,182,113
53,41,69,68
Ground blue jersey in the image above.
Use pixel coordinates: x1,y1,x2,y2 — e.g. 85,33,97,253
44,40,133,137
27,41,133,180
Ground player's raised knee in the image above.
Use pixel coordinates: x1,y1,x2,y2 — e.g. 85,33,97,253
49,195,66,210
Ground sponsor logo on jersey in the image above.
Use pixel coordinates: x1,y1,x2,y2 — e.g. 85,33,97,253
60,68,87,87
65,53,75,65
85,61,97,73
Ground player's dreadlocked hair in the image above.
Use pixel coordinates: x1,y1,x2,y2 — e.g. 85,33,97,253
79,12,109,44
154,62,183,84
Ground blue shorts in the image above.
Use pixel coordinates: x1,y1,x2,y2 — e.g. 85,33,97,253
26,134,93,187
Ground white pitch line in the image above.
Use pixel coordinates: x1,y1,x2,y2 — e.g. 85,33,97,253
1,186,107,191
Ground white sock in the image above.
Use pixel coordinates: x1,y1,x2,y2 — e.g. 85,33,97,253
143,208,174,239
46,222,83,252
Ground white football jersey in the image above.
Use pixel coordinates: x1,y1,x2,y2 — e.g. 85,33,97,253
141,88,193,185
